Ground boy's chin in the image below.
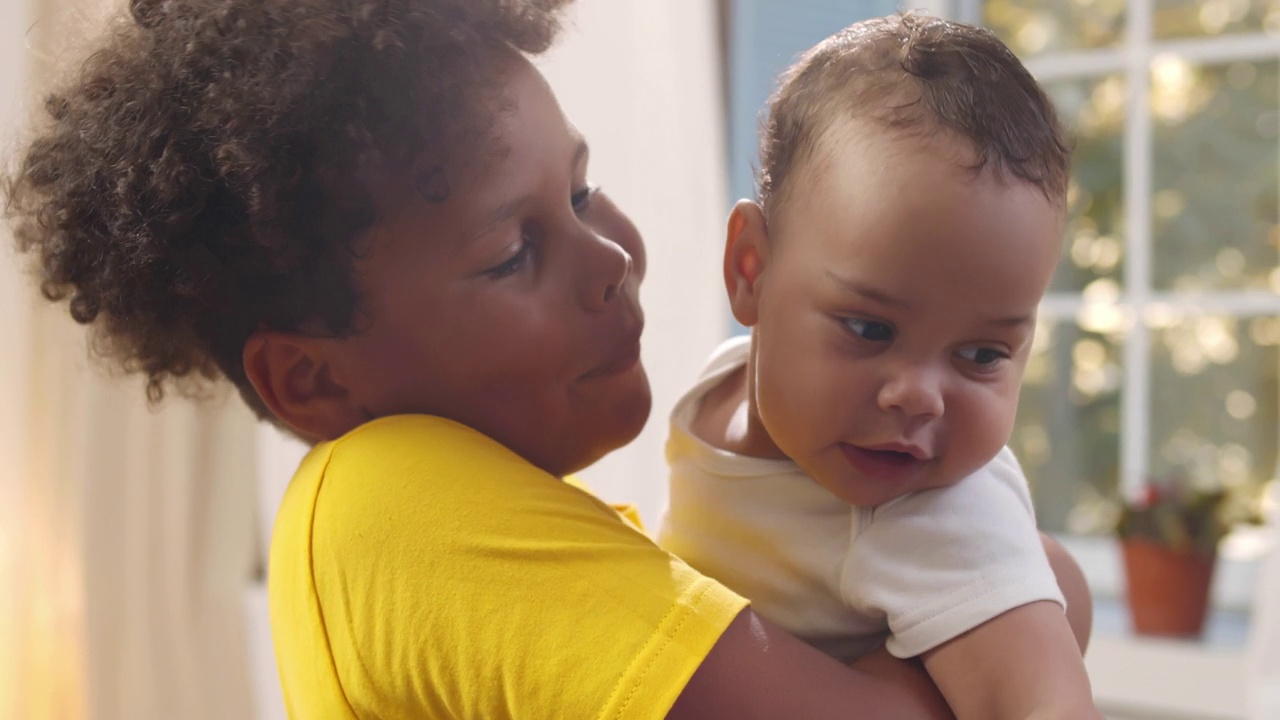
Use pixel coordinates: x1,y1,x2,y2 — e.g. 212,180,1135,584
559,374,652,476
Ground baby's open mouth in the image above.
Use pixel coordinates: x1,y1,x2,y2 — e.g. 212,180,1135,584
869,449,917,464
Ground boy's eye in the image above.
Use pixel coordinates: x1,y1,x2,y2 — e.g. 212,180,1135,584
484,240,534,279
572,185,598,214
957,346,1009,366
843,318,894,342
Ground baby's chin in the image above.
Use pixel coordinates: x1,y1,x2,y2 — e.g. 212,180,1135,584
809,458,965,508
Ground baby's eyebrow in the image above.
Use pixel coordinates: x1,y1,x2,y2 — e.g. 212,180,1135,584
825,271,914,309
985,313,1036,328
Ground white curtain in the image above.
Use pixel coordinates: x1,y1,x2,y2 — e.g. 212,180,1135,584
1247,485,1280,719
0,1,262,719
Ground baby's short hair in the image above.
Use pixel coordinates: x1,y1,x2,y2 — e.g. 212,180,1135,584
758,13,1071,222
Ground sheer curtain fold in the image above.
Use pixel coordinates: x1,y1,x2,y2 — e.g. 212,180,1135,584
1,1,261,718
1247,484,1280,719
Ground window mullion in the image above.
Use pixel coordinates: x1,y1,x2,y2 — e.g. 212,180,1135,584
1120,0,1154,502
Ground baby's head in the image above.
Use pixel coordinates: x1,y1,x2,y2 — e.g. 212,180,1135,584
8,0,651,476
725,13,1071,506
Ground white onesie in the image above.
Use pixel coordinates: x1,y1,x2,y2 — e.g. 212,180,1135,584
658,336,1065,662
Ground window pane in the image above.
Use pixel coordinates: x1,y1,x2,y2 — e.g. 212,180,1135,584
1046,75,1127,293
1155,0,1280,40
984,0,1125,56
1153,59,1279,292
1150,316,1279,493
1013,320,1123,534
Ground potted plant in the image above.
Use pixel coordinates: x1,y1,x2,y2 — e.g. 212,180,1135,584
1116,472,1263,638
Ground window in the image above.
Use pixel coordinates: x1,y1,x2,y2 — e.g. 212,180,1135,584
972,0,1280,552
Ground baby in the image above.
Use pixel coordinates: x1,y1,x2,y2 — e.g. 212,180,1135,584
660,14,1099,719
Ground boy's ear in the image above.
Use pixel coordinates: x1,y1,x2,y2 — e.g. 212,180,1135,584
242,332,366,442
724,199,771,327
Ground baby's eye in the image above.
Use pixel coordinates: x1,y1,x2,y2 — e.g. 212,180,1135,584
572,185,599,214
843,318,894,342
957,346,1009,366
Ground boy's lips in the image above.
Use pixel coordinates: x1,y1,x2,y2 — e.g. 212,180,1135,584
582,320,644,379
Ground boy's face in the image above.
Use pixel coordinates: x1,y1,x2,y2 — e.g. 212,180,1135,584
737,122,1063,506
327,56,650,476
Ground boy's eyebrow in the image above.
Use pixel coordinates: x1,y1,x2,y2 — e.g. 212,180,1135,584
472,139,591,240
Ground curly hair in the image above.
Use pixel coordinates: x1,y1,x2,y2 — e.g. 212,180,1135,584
759,13,1071,223
5,0,573,420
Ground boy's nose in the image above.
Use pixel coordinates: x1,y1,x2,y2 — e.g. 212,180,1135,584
579,233,632,312
876,365,945,423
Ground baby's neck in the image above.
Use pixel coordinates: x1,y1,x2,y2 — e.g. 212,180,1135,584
689,363,789,460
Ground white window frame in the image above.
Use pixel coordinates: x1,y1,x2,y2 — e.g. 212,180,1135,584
948,0,1280,504
938,0,1280,563
929,1,1280,716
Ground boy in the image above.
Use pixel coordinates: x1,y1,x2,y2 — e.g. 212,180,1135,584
659,14,1100,719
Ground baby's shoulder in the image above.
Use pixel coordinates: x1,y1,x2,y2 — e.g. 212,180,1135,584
873,447,1033,522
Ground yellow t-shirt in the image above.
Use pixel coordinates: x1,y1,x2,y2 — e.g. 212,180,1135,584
269,414,746,719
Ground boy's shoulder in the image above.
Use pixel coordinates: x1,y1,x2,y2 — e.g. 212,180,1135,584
328,414,519,466
291,414,567,519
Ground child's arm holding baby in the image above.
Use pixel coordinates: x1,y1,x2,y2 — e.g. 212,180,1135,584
844,449,1100,720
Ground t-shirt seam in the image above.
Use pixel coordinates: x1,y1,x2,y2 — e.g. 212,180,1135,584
605,578,717,720
304,445,362,719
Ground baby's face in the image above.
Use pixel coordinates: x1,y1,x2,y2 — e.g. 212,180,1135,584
747,123,1063,506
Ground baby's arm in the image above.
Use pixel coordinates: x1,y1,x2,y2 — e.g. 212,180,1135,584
844,448,1099,720
921,534,1096,718
921,600,1097,719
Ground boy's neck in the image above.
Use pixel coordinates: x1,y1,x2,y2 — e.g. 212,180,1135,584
688,349,789,460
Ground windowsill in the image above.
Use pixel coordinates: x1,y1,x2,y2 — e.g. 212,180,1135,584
1054,530,1273,612
1056,533,1271,719
1093,596,1252,650
1087,612,1249,720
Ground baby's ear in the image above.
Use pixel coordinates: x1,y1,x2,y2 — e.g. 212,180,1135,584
242,332,366,442
724,200,771,327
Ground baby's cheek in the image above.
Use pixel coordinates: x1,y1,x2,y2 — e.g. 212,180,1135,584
758,368,829,452
950,395,1018,470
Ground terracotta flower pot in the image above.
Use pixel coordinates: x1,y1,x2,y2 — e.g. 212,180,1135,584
1121,538,1217,638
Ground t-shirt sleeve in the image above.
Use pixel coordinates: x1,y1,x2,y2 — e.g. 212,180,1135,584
301,416,746,720
839,447,1065,659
